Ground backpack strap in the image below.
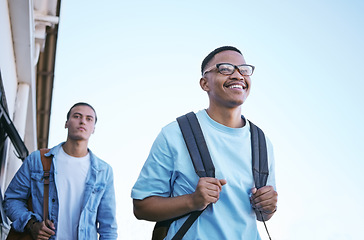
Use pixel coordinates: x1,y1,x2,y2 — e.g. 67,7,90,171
177,112,215,178
39,148,52,221
249,121,269,189
168,112,214,240
249,121,272,239
152,112,211,240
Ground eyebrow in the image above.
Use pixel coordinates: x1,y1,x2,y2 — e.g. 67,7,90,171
73,112,94,119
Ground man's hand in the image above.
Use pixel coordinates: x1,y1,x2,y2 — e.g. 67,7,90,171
27,219,55,240
191,177,227,211
133,177,227,222
250,186,278,221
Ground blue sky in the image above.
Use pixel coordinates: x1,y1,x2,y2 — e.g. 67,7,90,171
48,1,364,239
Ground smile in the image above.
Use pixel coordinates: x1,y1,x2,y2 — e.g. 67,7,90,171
228,84,243,89
225,82,247,90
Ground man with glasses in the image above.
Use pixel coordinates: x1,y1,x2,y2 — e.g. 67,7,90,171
4,102,118,239
132,46,278,239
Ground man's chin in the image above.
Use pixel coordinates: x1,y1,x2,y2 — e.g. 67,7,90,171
68,135,90,141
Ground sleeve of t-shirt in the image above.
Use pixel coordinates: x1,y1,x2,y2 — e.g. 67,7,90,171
131,130,174,200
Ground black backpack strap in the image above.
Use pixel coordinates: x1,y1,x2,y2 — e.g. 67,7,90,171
169,112,214,240
177,112,215,178
249,120,269,189
171,211,202,240
153,112,214,240
249,120,272,239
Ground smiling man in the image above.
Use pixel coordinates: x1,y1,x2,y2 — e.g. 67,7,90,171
4,102,117,239
132,46,278,239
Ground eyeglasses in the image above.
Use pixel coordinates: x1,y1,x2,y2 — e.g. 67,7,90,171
203,63,255,76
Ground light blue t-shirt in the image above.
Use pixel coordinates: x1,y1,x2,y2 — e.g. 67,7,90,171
131,110,276,240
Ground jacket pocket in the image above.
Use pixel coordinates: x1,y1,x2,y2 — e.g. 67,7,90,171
86,184,106,212
30,172,46,200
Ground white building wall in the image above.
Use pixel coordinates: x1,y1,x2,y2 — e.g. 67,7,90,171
1,0,59,193
0,0,24,195
0,1,59,237
0,0,19,116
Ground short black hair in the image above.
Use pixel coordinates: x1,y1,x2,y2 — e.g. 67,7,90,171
66,102,97,123
201,46,242,75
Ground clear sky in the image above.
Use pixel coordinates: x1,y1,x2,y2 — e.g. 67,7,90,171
48,0,364,239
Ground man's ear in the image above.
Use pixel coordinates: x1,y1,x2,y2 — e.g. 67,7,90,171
65,121,68,129
200,77,209,92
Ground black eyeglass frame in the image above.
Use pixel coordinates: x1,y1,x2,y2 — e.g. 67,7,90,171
203,63,255,76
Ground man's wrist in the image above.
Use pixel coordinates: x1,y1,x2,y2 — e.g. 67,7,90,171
25,218,37,232
187,193,197,212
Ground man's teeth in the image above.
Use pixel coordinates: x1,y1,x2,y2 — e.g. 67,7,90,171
228,85,243,89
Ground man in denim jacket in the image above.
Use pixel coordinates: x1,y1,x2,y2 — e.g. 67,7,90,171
4,102,117,239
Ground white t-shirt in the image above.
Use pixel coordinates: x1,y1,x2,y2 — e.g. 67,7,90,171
55,147,90,240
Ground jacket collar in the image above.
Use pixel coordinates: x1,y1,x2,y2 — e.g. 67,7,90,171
45,142,102,171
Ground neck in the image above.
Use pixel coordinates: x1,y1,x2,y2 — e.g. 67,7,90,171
62,139,89,157
205,106,245,128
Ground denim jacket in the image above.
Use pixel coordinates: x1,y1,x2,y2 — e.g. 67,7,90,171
3,143,118,239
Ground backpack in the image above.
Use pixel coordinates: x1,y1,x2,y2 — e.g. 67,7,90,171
6,149,52,240
152,112,269,240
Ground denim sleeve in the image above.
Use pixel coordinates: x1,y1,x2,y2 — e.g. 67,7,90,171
97,166,118,240
3,152,42,232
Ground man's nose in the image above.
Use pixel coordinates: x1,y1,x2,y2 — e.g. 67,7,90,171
80,117,86,124
230,68,244,79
